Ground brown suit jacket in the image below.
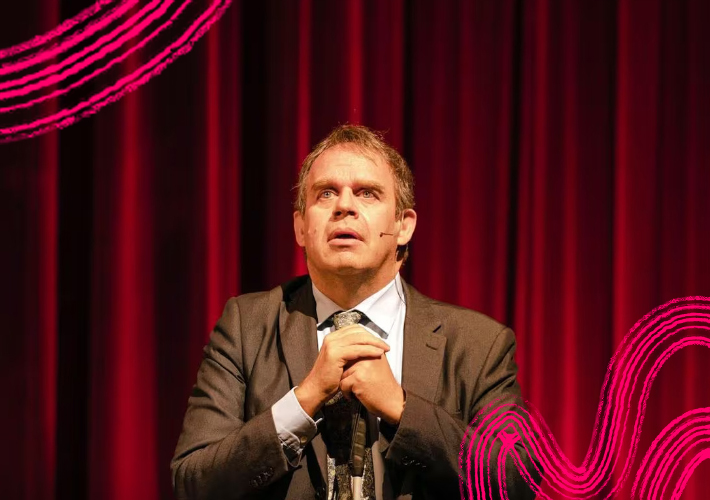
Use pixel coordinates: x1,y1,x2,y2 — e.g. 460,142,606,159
171,275,536,499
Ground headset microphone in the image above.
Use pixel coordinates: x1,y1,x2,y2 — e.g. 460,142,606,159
379,232,394,237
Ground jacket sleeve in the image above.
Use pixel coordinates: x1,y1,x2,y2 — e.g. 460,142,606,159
171,298,291,500
379,327,540,499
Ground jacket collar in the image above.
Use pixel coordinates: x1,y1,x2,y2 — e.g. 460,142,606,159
312,274,405,340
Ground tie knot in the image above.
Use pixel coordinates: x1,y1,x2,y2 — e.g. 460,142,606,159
332,310,362,330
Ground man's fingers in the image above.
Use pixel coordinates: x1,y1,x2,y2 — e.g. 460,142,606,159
342,356,382,379
340,346,385,361
325,330,389,351
340,376,354,400
342,364,357,379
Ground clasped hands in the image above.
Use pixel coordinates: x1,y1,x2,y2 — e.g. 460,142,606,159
295,325,405,425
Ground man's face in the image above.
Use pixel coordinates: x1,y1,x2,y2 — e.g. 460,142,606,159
294,145,416,279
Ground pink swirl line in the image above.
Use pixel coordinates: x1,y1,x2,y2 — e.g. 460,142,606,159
461,297,710,499
633,408,710,499
672,449,710,500
0,0,165,93
0,0,114,59
0,0,232,142
0,0,138,75
0,0,185,112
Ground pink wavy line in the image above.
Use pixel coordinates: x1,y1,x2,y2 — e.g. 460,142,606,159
0,0,137,75
671,449,710,500
0,0,232,142
460,297,710,499
0,0,183,109
633,407,710,499
0,0,163,92
0,0,115,59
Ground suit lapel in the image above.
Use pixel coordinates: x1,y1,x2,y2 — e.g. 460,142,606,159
401,279,445,403
377,279,445,498
279,279,318,388
278,278,329,486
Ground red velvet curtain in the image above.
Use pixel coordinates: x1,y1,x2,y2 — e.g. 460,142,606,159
1,1,709,499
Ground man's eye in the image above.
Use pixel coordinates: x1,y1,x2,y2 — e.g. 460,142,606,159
320,190,333,199
362,190,374,198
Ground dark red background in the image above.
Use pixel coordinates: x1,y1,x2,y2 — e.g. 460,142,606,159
1,1,709,499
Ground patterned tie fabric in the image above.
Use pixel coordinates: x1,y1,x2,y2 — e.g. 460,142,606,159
322,310,376,500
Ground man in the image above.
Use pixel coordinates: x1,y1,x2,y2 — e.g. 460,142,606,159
172,125,536,499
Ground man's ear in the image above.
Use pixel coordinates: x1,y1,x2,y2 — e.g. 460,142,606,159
396,208,417,246
293,211,306,247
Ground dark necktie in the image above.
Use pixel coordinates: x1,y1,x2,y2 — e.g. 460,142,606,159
322,310,376,500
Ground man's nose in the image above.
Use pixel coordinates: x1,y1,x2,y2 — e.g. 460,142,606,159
333,189,357,218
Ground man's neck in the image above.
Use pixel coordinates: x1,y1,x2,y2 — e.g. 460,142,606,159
309,268,400,310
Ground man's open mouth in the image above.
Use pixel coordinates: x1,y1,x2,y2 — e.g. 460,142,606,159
330,230,362,241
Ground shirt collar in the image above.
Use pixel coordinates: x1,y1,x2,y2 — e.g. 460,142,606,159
312,274,405,337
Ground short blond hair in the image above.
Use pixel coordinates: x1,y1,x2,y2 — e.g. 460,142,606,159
294,125,415,217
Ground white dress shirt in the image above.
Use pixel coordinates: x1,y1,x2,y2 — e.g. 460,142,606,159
271,274,407,465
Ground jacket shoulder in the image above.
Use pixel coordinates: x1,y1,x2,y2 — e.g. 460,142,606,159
221,275,310,321
435,300,506,335
407,285,509,341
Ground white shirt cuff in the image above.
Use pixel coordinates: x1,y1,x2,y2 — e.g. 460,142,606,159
271,387,319,465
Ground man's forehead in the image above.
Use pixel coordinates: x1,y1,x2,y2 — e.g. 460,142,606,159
308,145,392,184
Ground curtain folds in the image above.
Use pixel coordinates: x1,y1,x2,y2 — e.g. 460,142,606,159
1,1,708,498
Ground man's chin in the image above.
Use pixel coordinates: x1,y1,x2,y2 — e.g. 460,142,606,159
306,249,393,278
329,260,366,275
331,266,367,276
319,256,369,276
